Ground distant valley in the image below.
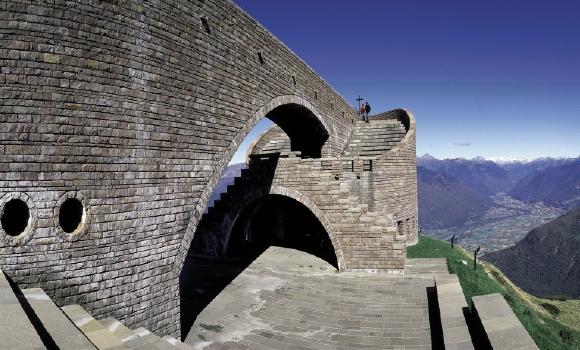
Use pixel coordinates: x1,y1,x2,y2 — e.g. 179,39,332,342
417,155,579,252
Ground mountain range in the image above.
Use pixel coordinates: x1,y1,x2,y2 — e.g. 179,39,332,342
417,155,579,229
484,208,580,299
508,160,580,209
417,166,493,229
418,155,514,196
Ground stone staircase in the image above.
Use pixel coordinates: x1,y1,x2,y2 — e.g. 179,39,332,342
252,128,291,155
406,258,540,350
342,119,407,157
0,270,191,350
193,160,275,255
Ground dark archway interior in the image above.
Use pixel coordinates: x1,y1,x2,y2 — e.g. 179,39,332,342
180,193,338,340
227,195,338,267
59,198,84,233
266,103,328,158
1,198,30,236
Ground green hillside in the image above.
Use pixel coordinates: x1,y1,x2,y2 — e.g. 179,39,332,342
408,235,580,350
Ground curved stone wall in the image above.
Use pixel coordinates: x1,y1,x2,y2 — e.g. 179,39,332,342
0,0,357,336
375,109,419,246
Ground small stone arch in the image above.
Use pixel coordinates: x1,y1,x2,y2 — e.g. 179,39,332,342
220,185,345,271
174,95,332,273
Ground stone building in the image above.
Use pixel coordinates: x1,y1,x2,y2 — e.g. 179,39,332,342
0,0,417,336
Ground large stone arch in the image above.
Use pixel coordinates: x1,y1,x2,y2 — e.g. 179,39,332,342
221,185,345,271
174,95,331,272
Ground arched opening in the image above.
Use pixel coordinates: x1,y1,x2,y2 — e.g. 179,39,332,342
179,98,335,339
227,194,338,268
264,103,328,158
180,191,339,339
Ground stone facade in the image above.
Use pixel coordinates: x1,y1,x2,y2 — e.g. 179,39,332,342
0,0,417,337
193,109,418,272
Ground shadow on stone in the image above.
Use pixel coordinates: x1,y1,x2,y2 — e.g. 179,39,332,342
5,272,60,349
179,253,253,341
427,286,444,350
464,305,492,350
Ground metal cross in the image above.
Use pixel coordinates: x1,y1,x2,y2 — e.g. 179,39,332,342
356,95,363,113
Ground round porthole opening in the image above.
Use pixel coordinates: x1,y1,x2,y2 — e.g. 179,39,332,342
59,198,85,234
1,198,30,236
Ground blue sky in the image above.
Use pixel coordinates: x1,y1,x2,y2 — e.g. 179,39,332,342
230,0,579,163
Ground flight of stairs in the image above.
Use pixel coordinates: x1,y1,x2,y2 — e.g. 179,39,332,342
249,126,291,155
0,270,190,350
193,159,278,255
342,119,407,157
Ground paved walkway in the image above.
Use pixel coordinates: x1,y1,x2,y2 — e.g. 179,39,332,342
185,247,434,349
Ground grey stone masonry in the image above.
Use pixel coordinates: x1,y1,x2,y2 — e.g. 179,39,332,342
0,0,358,336
472,293,539,350
0,0,417,338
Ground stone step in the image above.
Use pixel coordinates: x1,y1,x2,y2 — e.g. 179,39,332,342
349,134,405,139
352,125,404,131
351,125,405,130
345,145,398,151
120,327,157,348
61,304,129,350
21,288,96,349
350,133,405,139
343,151,390,157
348,137,405,143
435,274,475,350
162,336,192,350
100,317,141,344
130,327,180,350
354,121,402,126
358,126,404,130
352,133,404,137
471,293,538,350
346,142,401,148
0,270,45,349
405,258,449,275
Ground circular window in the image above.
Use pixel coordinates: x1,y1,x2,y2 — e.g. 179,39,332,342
1,198,30,236
0,192,37,246
59,198,84,233
54,191,90,241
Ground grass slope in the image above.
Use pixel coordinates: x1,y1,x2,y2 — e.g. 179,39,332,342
407,235,580,350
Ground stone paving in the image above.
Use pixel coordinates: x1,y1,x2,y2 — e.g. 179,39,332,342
185,247,434,349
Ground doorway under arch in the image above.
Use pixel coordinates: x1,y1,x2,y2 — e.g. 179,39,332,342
226,194,338,269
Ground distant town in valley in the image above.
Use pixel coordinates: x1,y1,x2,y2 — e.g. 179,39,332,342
418,154,579,252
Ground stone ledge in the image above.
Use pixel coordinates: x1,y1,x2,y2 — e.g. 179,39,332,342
471,293,538,350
